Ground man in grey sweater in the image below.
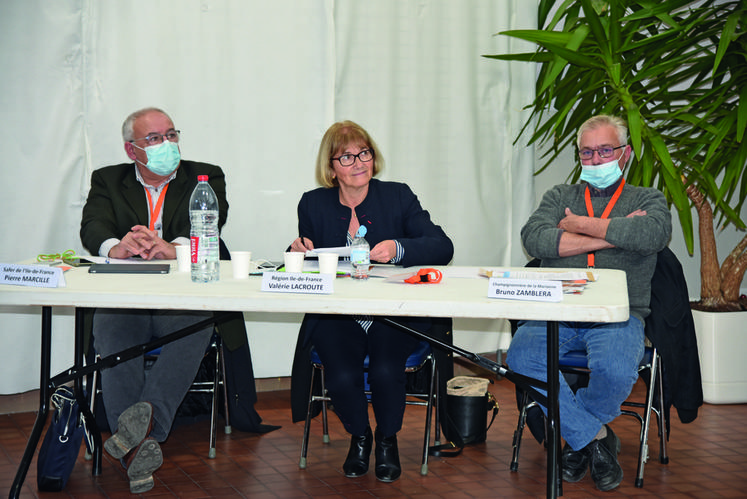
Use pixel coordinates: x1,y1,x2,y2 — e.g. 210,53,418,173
506,115,672,491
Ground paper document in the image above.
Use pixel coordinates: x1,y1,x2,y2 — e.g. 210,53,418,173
480,267,596,295
302,259,354,275
305,246,351,258
479,268,596,282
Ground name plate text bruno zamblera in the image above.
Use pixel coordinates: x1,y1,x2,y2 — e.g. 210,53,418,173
488,277,562,302
261,272,333,294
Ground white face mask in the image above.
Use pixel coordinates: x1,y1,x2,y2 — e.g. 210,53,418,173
580,158,623,189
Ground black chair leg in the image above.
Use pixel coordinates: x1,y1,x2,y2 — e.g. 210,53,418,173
218,340,231,435
208,341,220,459
511,390,532,472
420,355,437,475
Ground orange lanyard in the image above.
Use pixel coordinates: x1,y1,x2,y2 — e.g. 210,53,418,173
584,179,625,268
144,183,169,232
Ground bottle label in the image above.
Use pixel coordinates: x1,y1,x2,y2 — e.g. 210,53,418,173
350,248,370,266
190,235,219,263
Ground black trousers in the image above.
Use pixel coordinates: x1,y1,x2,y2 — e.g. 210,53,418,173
311,315,421,437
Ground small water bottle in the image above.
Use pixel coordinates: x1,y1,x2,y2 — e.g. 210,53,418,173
350,225,370,280
189,175,220,282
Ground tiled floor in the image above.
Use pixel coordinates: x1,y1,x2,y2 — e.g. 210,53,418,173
3,377,747,498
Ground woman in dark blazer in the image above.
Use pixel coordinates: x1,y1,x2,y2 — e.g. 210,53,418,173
288,120,454,482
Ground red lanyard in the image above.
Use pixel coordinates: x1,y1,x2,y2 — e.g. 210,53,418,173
584,179,625,268
144,183,169,232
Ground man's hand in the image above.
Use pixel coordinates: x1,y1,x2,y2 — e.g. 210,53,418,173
108,225,176,260
556,207,647,258
370,240,396,263
558,208,611,239
557,208,612,257
557,208,588,234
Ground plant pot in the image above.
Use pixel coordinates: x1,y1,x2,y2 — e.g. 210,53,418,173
692,309,747,404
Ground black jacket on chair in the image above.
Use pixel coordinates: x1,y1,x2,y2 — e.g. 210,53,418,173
644,246,703,426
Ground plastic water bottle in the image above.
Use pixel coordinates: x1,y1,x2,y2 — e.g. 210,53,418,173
350,225,370,280
189,175,220,282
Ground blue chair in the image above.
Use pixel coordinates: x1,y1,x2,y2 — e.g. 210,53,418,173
510,344,668,488
299,340,440,475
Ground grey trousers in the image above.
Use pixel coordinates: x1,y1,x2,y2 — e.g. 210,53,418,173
93,308,213,442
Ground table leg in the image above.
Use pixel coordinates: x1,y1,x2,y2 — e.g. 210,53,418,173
74,307,101,476
9,307,52,499
546,321,561,498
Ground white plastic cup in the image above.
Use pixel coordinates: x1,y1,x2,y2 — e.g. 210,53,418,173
231,251,252,279
175,245,191,272
317,253,338,275
284,251,305,273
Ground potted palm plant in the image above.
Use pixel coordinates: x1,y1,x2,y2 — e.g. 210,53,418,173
484,0,746,402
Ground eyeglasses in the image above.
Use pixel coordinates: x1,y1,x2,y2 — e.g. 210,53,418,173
332,149,374,167
130,130,181,146
578,145,625,161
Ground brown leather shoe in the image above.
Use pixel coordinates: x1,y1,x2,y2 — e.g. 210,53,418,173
104,402,153,459
126,437,163,494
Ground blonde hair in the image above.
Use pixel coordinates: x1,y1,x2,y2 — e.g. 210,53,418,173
576,114,628,148
315,120,384,187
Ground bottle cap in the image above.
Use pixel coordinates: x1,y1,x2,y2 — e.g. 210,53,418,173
197,175,209,182
356,226,367,238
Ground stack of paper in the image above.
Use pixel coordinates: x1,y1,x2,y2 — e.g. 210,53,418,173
479,268,596,294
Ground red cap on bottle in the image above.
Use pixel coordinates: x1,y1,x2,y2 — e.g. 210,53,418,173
197,175,209,182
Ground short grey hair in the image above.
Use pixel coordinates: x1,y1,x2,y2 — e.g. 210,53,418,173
121,107,172,142
576,114,628,148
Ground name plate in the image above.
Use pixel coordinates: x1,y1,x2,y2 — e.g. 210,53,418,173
1,263,66,288
488,277,561,302
261,272,333,294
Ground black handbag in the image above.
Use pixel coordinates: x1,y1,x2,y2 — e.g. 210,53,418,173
37,386,85,491
430,376,499,457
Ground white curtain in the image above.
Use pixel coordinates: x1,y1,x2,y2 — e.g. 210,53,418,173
0,0,536,393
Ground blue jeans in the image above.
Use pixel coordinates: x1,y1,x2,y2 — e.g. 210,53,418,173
506,318,644,450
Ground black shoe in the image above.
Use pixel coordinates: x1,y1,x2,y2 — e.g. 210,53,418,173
589,425,623,491
374,427,401,482
561,442,590,482
343,426,372,477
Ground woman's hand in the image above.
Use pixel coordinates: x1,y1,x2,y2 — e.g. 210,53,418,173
290,237,314,252
370,240,396,263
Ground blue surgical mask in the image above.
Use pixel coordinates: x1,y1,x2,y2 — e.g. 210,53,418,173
580,158,623,189
134,141,181,176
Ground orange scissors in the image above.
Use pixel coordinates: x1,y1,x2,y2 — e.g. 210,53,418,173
404,268,442,284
